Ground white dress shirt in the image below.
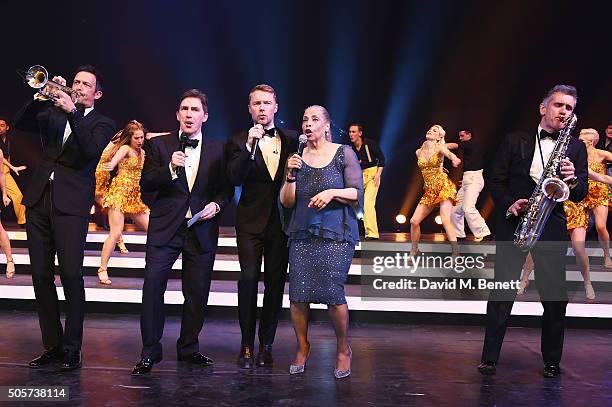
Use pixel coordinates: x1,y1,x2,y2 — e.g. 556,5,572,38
245,128,281,180
530,125,556,183
170,131,202,218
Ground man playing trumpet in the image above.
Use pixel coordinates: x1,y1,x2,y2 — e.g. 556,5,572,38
14,65,116,371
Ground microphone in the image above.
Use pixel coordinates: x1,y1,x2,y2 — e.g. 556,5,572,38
176,133,189,176
249,124,264,161
291,134,308,178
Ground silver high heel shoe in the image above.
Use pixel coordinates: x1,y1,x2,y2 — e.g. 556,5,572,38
289,363,305,375
334,346,352,379
289,349,310,375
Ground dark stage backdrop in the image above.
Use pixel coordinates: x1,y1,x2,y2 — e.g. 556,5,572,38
1,0,610,232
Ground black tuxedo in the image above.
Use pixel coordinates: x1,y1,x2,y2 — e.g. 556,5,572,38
139,131,232,360
226,128,298,348
482,130,588,366
14,100,116,354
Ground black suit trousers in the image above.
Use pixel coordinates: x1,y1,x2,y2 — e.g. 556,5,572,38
482,240,568,365
237,213,288,347
26,181,89,354
140,223,215,360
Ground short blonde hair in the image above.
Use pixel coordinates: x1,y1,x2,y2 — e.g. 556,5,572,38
432,124,446,141
580,128,600,145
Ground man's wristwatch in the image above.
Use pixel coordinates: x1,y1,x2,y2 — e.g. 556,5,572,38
69,106,78,116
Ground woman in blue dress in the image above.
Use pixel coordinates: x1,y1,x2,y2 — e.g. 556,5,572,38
280,105,363,379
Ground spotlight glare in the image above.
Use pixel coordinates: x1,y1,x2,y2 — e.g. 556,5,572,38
434,215,442,225
395,214,407,224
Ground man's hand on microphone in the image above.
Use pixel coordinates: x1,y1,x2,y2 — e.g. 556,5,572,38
171,151,187,171
246,124,264,151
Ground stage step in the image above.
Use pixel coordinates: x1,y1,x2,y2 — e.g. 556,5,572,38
2,227,611,320
2,275,611,318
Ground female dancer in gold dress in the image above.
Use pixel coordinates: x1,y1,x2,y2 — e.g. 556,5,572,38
410,125,461,256
97,121,150,284
95,142,129,254
518,129,612,301
0,149,15,278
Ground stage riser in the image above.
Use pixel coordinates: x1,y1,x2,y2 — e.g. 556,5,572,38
4,230,611,323
1,287,610,318
1,299,610,329
4,258,612,285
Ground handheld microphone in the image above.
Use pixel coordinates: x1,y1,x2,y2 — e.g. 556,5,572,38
249,124,264,161
176,133,188,176
291,134,308,178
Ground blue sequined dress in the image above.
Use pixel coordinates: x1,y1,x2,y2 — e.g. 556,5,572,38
282,145,364,305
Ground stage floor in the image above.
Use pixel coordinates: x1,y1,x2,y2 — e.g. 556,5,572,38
0,311,610,406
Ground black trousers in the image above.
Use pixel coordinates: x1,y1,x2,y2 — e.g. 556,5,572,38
140,223,215,360
482,241,568,365
237,214,288,348
26,181,89,354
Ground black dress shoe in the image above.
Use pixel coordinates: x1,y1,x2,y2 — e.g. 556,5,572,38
19,223,27,229
237,346,254,369
178,352,214,366
256,345,274,367
60,351,82,371
543,364,561,378
477,361,496,375
29,348,65,368
132,356,161,376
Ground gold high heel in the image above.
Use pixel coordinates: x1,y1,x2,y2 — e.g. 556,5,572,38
584,282,596,302
517,279,529,295
97,268,112,285
5,258,15,279
117,238,129,254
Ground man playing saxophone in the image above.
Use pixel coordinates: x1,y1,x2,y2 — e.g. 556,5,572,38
478,85,588,378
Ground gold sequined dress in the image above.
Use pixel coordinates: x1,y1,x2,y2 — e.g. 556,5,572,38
102,154,149,214
417,153,457,206
564,161,608,230
95,146,114,200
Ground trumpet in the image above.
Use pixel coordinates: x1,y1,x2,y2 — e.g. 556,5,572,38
20,65,80,102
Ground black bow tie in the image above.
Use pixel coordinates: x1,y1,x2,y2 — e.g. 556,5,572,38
180,134,199,148
264,128,276,137
539,129,558,140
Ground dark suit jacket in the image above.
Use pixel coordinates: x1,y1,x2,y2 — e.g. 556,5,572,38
13,100,116,217
141,131,232,250
488,131,588,241
226,128,298,234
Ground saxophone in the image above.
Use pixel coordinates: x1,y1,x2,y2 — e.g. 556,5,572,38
513,114,578,251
